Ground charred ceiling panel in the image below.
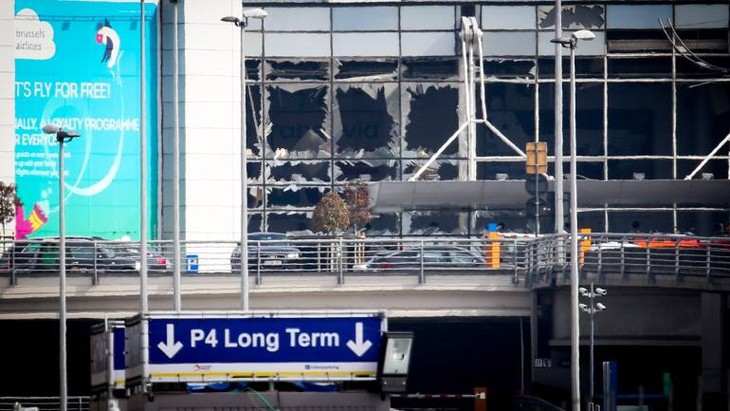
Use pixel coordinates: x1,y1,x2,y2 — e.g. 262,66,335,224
476,83,534,157
402,160,460,181
267,186,324,208
334,160,398,182
402,57,460,81
266,84,331,159
334,84,399,158
267,161,332,183
484,59,536,79
402,84,460,158
265,59,329,81
334,59,398,81
538,5,605,30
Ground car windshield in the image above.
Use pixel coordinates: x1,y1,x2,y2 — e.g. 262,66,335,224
248,233,291,246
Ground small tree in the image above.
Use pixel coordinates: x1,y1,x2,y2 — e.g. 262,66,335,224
311,192,349,235
0,181,18,237
344,180,372,232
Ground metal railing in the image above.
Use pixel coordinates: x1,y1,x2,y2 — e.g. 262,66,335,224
1,233,729,288
0,397,89,411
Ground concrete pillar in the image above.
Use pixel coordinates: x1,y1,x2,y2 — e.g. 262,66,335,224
701,292,727,410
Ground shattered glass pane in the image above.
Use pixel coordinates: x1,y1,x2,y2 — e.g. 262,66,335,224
402,83,460,158
246,185,265,210
265,59,329,81
247,213,263,233
476,83,534,157
539,83,604,158
537,57,603,78
538,5,605,30
266,212,313,235
334,83,400,158
677,56,730,79
266,84,331,159
608,83,671,156
364,213,399,236
267,186,324,208
334,159,399,182
334,59,398,81
403,210,466,235
246,85,264,157
676,82,730,156
677,160,727,183
484,59,536,79
246,59,261,81
402,57,460,81
402,160,461,181
267,160,332,183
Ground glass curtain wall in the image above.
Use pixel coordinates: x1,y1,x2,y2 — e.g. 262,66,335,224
245,2,730,236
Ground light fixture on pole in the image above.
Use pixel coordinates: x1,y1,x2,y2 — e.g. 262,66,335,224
42,123,81,411
222,7,268,312
580,283,607,408
551,28,595,411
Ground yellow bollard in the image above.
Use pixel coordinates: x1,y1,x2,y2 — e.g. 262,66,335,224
579,228,592,266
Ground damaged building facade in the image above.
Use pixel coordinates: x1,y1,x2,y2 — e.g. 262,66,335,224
177,1,730,239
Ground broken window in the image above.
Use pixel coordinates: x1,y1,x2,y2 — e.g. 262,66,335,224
607,57,671,79
402,57,460,81
402,210,465,235
266,84,331,159
402,83,460,158
266,212,313,235
677,56,730,78
245,85,264,157
335,160,399,182
677,160,727,182
484,59,536,79
608,159,673,180
676,82,730,156
267,160,332,183
265,59,329,81
607,83,672,156
403,160,461,181
538,57,603,78
333,83,399,158
267,186,324,209
476,83,535,157
364,213,399,236
334,59,398,81
538,5,605,30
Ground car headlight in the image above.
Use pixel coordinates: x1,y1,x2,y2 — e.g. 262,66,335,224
286,252,299,259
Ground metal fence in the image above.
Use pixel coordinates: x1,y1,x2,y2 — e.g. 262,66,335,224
0,397,89,411
1,233,729,287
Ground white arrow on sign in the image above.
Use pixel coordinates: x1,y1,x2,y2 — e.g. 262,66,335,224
346,322,372,357
157,323,183,359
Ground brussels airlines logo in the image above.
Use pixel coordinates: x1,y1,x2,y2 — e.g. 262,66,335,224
96,19,120,68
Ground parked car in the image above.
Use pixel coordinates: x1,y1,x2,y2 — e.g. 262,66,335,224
230,232,301,271
0,237,169,273
354,245,486,271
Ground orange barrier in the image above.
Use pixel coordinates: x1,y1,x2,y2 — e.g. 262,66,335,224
579,228,592,266
485,232,501,268
633,237,701,249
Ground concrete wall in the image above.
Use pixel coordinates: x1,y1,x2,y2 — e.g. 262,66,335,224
0,0,16,237
159,0,242,242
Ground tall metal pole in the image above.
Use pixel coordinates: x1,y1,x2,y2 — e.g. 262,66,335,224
589,283,596,402
59,138,67,411
240,18,250,312
554,0,564,235
569,40,581,411
171,0,181,311
139,0,150,390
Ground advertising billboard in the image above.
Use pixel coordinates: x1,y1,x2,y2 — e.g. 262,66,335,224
14,0,158,240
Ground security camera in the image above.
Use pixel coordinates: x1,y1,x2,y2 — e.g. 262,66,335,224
596,303,607,311
595,287,607,296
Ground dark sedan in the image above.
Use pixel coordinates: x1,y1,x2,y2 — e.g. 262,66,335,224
230,232,301,271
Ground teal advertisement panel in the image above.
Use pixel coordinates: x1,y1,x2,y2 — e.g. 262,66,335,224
14,0,158,240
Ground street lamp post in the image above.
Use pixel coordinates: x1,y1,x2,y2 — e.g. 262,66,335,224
551,28,595,411
42,123,81,411
580,283,607,408
222,7,267,312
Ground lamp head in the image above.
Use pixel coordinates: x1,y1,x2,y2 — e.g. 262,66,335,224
42,124,60,134
572,29,596,41
221,16,242,26
242,8,268,19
